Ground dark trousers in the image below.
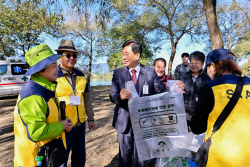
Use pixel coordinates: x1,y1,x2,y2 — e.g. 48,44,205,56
118,123,146,167
61,122,86,167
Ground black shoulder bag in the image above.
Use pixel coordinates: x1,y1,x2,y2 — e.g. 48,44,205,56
195,77,244,167
36,101,67,167
38,138,66,167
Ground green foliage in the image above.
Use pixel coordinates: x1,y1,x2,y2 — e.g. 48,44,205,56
218,2,250,51
55,0,204,75
241,58,250,77
204,1,250,56
0,0,63,56
109,0,204,75
107,49,154,71
107,51,123,71
100,19,157,71
0,39,15,57
232,40,250,60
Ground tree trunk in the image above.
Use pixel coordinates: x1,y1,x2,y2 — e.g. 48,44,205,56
203,0,224,50
87,40,93,87
168,46,176,77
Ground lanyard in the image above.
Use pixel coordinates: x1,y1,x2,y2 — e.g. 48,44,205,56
65,75,76,95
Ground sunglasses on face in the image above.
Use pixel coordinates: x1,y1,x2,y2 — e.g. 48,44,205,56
65,53,77,58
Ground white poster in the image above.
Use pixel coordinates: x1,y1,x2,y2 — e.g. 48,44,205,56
126,81,192,161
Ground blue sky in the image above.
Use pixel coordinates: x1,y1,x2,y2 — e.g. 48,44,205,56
154,35,206,72
44,0,208,72
45,34,206,72
45,0,245,72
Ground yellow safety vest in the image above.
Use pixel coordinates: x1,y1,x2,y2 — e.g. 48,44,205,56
205,75,250,167
14,79,65,166
56,73,87,126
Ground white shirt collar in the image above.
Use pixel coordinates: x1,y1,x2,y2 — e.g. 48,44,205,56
129,63,140,79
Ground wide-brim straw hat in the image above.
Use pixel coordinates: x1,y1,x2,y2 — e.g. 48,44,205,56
55,39,79,53
25,44,63,76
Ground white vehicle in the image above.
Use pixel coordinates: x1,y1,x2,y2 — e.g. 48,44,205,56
0,57,29,96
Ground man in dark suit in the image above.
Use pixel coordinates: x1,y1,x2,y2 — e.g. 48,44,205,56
109,40,167,167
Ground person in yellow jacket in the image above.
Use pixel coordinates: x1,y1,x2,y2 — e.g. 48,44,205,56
14,44,73,167
190,49,250,166
55,39,95,167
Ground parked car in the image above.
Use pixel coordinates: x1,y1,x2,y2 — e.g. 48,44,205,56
0,57,29,96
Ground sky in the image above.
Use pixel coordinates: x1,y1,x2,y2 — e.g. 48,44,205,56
44,0,208,73
154,35,206,72
44,0,246,73
45,34,206,72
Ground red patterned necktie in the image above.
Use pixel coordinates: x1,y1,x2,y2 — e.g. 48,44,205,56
131,69,137,85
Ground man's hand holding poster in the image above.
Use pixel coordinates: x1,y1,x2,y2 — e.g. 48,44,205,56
126,80,193,161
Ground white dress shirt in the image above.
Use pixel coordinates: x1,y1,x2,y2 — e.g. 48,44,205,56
129,63,140,79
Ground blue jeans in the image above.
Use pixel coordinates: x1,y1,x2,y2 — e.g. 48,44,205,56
61,122,86,167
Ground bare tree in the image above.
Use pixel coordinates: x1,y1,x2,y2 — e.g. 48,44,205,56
232,0,250,23
61,11,102,85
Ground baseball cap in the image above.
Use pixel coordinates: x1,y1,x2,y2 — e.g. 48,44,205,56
202,49,236,74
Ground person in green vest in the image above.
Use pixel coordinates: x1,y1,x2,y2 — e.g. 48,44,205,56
13,44,73,166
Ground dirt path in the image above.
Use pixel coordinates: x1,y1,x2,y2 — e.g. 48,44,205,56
0,85,120,167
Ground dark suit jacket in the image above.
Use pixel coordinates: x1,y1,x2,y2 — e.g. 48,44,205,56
109,64,167,133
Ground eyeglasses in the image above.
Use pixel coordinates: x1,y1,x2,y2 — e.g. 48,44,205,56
122,54,133,58
65,53,77,58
